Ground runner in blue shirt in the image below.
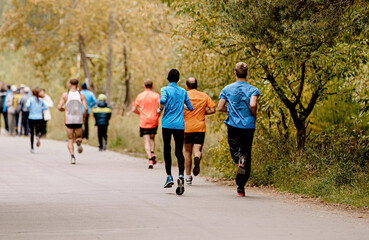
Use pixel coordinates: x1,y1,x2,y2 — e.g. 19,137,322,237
80,83,96,141
158,69,193,195
217,62,260,197
26,89,48,153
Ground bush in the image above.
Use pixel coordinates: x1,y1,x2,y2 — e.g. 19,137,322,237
209,126,369,207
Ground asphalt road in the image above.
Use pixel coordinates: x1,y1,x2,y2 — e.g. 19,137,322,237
0,135,368,240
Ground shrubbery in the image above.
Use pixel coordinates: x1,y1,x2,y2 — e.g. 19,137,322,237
208,127,369,207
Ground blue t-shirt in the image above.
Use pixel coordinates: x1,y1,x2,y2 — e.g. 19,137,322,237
219,81,260,129
26,96,48,120
80,89,97,114
160,82,193,130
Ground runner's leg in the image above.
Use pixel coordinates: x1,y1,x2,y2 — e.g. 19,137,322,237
149,134,155,155
75,127,83,153
97,125,103,149
184,143,193,176
29,120,35,150
66,127,74,155
239,129,255,186
143,134,151,159
227,125,242,164
173,129,185,176
193,144,203,160
162,128,172,175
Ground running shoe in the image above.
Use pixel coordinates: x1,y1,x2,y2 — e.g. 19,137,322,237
71,155,76,165
237,186,245,197
148,160,154,169
36,138,41,147
150,155,157,165
193,156,201,176
76,140,83,154
176,175,185,195
164,175,174,188
186,175,193,185
236,156,246,187
30,149,35,154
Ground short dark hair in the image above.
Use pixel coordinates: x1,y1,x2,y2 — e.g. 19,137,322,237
144,79,153,88
235,62,248,78
69,79,79,86
167,69,180,82
81,82,87,89
186,77,197,90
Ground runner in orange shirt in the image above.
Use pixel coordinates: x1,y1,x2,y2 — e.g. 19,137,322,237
132,79,160,169
184,77,216,184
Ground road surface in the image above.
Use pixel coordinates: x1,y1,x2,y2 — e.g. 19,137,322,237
0,135,368,240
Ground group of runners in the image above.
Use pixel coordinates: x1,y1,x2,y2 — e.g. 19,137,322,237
131,62,259,196
3,61,258,197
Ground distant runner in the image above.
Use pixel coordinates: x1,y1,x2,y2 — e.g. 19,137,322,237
57,79,88,164
80,83,96,141
26,89,48,153
217,62,260,197
93,94,112,151
158,69,193,195
184,77,215,185
132,79,160,169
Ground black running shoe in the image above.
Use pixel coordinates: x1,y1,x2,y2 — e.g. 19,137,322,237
237,186,245,197
176,175,185,195
236,156,246,186
193,156,201,176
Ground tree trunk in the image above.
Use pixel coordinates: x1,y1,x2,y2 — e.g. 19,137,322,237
106,11,114,102
296,127,307,151
78,34,94,91
121,45,131,115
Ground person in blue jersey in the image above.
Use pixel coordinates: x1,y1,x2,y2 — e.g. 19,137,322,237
26,89,48,153
217,62,260,197
80,83,96,141
157,69,193,195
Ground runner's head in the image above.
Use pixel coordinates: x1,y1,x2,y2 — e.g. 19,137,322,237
98,94,107,101
234,62,248,79
167,69,180,83
144,79,153,89
32,88,40,101
81,83,87,90
11,85,17,93
39,88,46,98
186,77,197,90
68,79,79,89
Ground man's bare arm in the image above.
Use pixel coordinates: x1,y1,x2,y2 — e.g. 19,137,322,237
131,106,140,115
205,107,216,115
81,94,88,121
217,99,227,112
57,93,67,112
250,95,258,119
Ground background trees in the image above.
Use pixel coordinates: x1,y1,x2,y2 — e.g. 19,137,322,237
173,0,369,149
0,0,176,111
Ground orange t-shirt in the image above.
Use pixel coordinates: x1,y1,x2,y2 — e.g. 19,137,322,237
184,89,215,133
133,89,160,129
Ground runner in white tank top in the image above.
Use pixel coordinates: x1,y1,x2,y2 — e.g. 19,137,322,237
58,79,88,164
65,90,83,125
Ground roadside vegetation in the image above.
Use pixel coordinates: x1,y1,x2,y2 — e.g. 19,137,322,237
0,0,369,207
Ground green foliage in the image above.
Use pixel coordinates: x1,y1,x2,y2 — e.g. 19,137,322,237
174,0,369,149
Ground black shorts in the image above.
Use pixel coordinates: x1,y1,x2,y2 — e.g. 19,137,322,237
140,126,158,137
66,124,83,129
184,132,205,145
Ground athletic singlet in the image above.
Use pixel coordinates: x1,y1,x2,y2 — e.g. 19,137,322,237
65,91,83,124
